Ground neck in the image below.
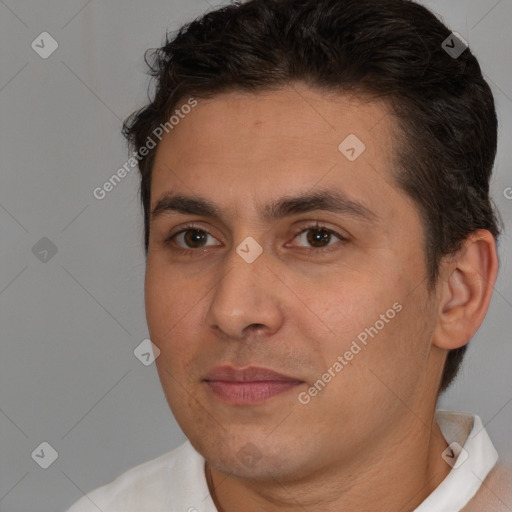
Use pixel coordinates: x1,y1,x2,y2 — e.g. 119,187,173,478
205,414,451,512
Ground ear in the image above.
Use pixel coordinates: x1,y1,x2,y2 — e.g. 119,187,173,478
432,229,499,350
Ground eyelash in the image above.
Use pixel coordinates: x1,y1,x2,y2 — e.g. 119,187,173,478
163,222,347,256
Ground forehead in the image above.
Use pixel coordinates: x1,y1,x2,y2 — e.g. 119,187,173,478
150,85,404,221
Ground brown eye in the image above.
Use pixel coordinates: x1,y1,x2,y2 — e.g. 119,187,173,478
306,227,333,248
294,225,344,249
182,229,208,248
169,226,222,251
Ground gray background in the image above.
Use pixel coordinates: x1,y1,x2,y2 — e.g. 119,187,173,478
0,1,511,511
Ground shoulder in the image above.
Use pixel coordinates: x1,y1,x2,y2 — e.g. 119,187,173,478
462,463,512,512
65,440,206,512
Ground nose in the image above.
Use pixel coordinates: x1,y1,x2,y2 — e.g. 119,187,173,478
204,245,284,341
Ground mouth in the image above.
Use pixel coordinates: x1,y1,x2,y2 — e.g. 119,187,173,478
203,366,304,405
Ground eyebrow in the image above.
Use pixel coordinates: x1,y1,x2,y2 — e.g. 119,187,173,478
150,188,377,223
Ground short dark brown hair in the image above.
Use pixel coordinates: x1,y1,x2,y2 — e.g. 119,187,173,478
123,0,501,393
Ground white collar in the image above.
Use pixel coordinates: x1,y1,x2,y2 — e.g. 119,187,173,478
413,411,498,511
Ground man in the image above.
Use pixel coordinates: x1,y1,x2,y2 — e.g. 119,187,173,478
67,0,512,510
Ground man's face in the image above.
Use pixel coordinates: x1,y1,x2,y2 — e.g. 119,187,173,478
145,85,445,482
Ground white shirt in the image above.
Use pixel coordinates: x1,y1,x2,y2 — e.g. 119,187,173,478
66,411,511,512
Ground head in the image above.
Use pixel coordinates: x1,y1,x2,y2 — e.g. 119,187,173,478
123,0,500,486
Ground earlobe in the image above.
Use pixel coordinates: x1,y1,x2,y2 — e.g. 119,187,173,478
432,230,498,350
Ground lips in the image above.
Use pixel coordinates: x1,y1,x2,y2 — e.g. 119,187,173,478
204,366,303,404
204,366,301,382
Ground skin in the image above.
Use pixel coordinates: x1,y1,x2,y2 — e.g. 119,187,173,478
145,84,498,512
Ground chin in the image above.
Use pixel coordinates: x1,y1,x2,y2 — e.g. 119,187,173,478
192,429,308,482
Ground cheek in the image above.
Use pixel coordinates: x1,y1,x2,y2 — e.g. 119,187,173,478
145,267,205,416
346,293,435,402
307,274,395,345
313,274,431,388
144,261,204,363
